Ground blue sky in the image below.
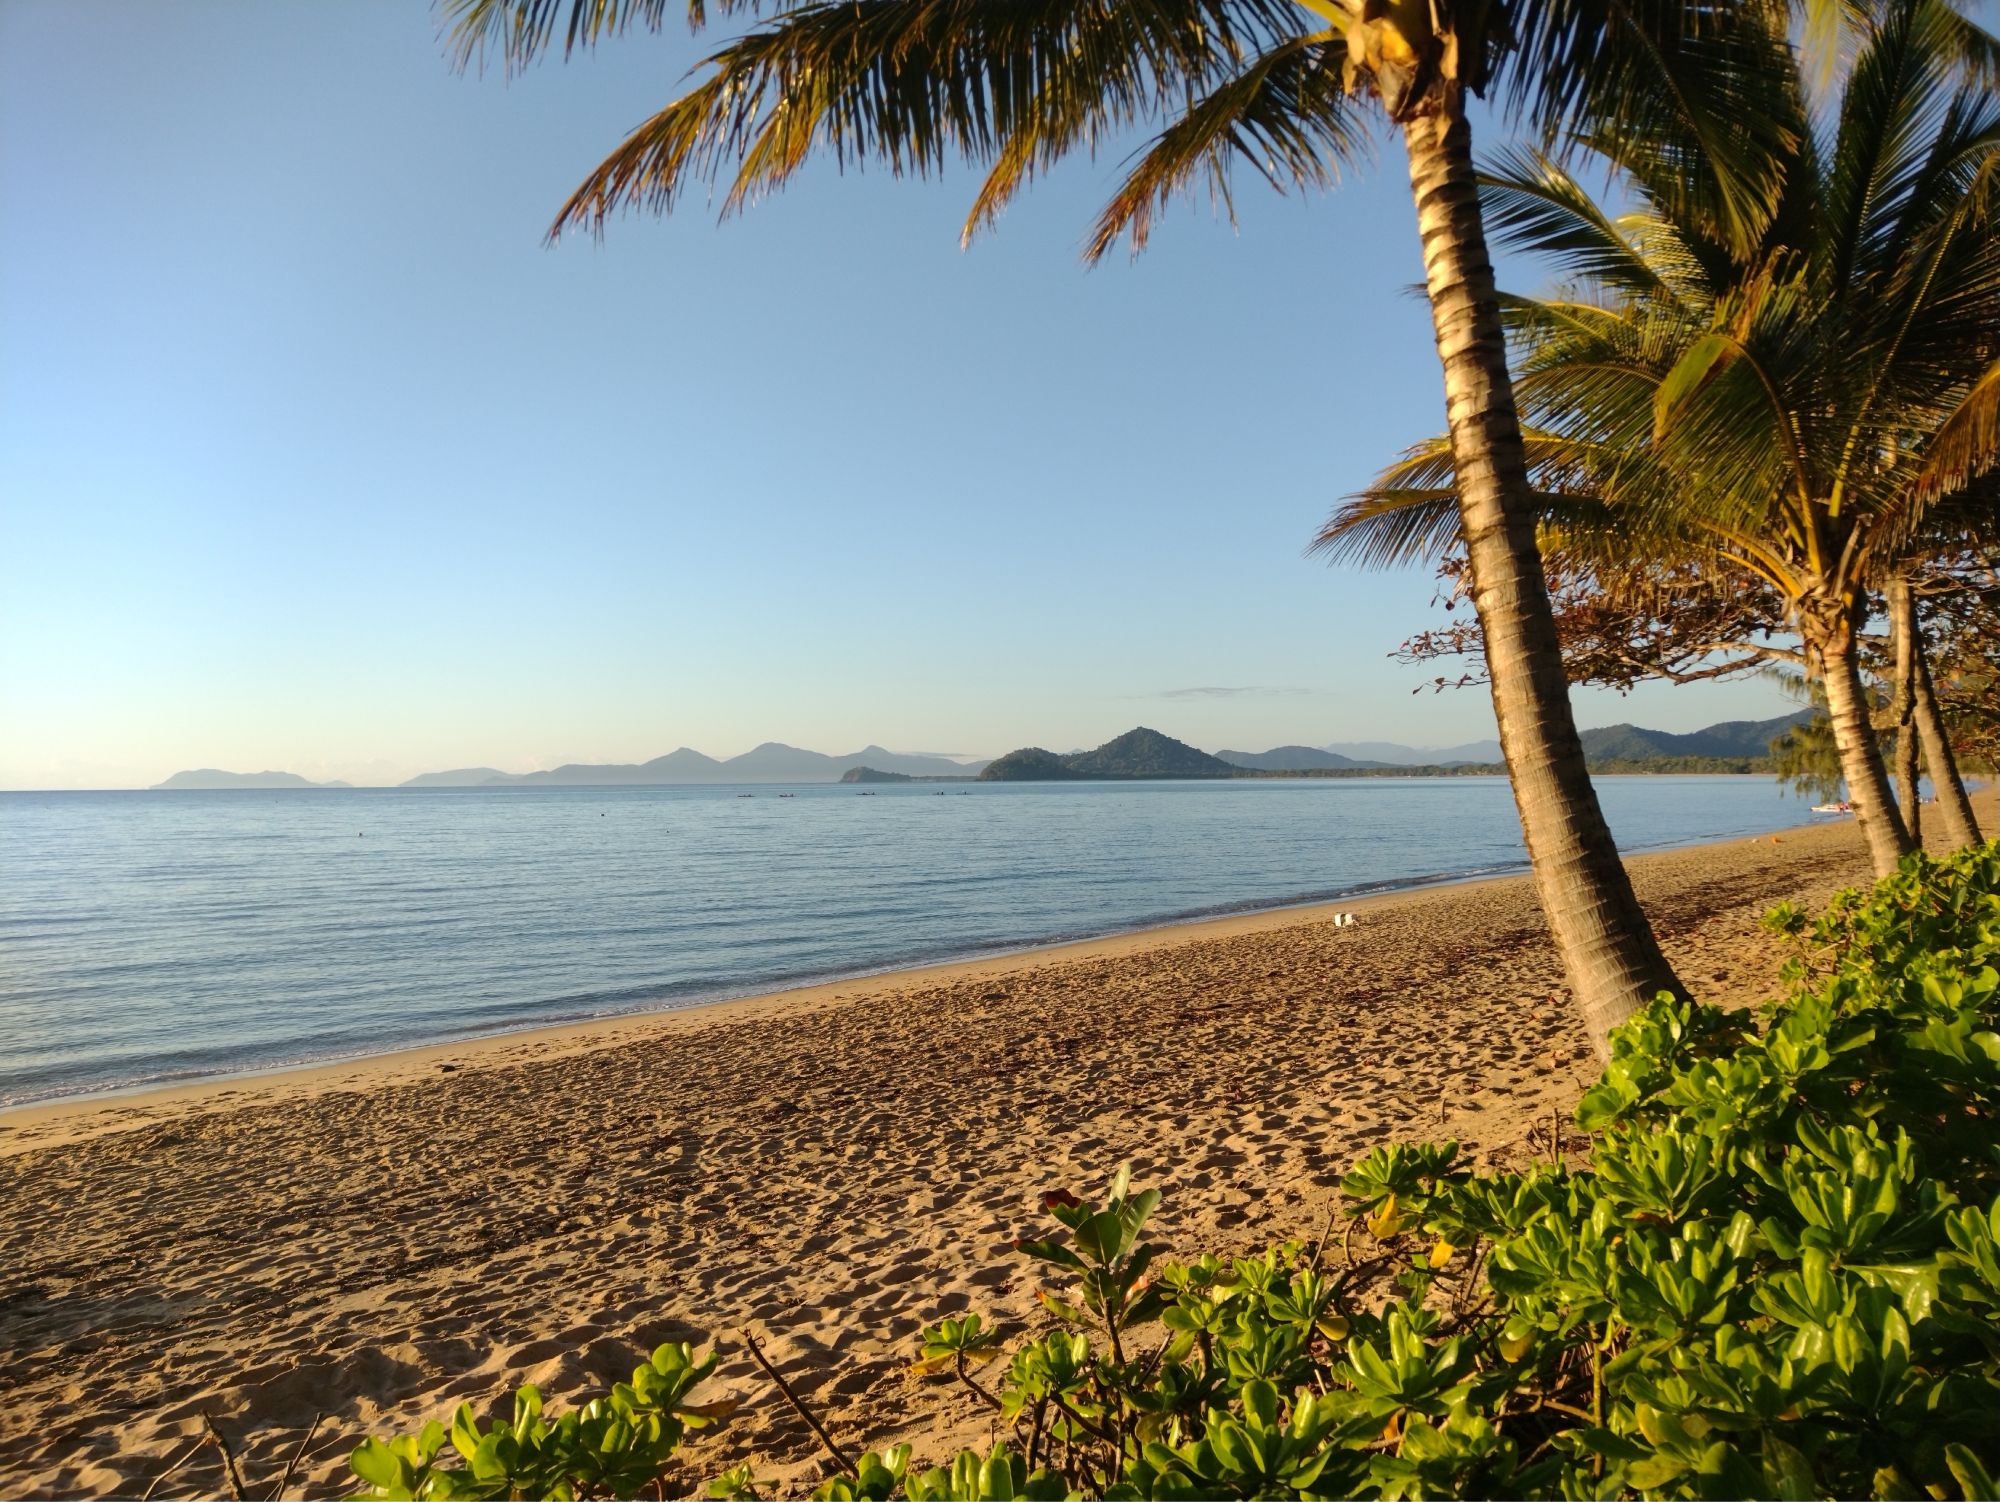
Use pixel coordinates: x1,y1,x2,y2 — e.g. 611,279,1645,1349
1,1,1797,788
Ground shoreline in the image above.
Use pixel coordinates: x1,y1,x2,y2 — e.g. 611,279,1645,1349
0,859,1540,1146
8,771,1830,794
0,811,1935,1496
0,814,1831,1139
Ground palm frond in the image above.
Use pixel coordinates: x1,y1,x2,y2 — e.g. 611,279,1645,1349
1870,93,2000,280
1647,317,1816,524
1822,0,1968,296
1083,30,1363,261
1311,488,1466,570
1315,428,1684,570
1364,433,1460,492
1792,0,1870,100
1651,328,1741,437
445,0,693,74
537,0,1299,237
1478,148,1672,300
1500,0,1803,257
1824,122,2000,517
1906,357,2000,504
1930,0,2000,89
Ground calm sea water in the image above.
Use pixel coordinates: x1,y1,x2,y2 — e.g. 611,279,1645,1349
0,777,1820,1106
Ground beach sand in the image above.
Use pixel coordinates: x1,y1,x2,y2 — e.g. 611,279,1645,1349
0,810,1970,1497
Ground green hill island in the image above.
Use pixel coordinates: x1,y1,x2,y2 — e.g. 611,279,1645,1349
964,721,1809,782
981,728,1238,781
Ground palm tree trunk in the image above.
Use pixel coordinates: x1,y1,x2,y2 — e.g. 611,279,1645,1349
1804,599,1913,875
1401,98,1683,1057
1908,603,1984,848
1887,577,1922,844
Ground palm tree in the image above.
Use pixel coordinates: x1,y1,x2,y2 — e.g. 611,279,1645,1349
445,0,1804,1051
1885,573,1925,840
1318,0,2000,876
1909,634,1986,843
1894,523,1997,846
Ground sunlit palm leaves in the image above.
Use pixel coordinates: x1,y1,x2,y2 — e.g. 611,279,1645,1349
1324,0,2000,612
1319,0,1998,870
452,0,1327,246
1082,29,1356,257
441,0,1806,261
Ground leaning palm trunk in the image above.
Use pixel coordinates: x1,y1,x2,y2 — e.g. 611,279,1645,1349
1887,578,1923,844
1402,100,1684,1055
1801,592,1914,874
1909,615,1985,847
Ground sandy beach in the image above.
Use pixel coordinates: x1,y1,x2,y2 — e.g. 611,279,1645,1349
0,811,1968,1497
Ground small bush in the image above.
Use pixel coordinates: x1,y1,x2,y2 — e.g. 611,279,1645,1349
355,844,2000,1500
349,1344,732,1499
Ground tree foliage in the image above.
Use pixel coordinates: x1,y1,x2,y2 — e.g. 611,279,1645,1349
439,0,1803,263
1319,0,2000,627
1387,554,1798,695
1317,0,1999,870
1769,713,1847,803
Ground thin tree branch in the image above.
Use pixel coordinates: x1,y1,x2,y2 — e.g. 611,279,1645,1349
270,1413,322,1500
202,1413,246,1502
140,1436,209,1502
740,1329,855,1477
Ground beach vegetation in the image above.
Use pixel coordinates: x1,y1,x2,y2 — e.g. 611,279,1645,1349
353,840,2000,1500
350,1344,732,1500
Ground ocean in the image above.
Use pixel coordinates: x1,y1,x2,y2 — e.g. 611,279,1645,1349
0,776,1821,1106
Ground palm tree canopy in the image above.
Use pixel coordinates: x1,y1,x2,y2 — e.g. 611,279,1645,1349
1320,0,2000,606
441,0,1800,259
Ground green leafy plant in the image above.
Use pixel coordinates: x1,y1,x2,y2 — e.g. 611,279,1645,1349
354,842,2000,1500
882,843,2000,1499
351,1344,731,1500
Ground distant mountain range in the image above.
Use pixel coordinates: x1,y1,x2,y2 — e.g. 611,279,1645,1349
1576,712,1814,761
153,770,353,790
154,712,1817,790
1322,739,1507,766
396,744,989,787
977,713,1816,782
1210,739,1507,773
1216,745,1388,771
1216,717,1810,774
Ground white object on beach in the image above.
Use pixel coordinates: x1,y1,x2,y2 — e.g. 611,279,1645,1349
1333,912,1358,927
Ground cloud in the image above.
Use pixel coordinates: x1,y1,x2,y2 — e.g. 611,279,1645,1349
1145,685,1308,700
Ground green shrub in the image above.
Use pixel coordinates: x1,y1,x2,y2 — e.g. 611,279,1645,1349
350,1344,732,1499
354,843,2000,1500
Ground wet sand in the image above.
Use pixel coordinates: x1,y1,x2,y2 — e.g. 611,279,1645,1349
0,812,1942,1496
